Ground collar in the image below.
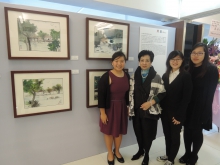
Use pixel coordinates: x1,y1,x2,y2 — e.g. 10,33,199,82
170,69,180,75
135,66,156,85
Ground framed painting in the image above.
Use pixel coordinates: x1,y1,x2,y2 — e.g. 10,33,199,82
4,7,70,59
86,69,128,108
11,70,72,118
86,17,130,60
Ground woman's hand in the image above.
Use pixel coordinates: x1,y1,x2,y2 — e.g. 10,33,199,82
140,101,151,110
172,117,180,125
100,108,108,124
140,100,155,110
101,113,108,124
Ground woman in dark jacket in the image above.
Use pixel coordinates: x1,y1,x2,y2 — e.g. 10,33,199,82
179,43,218,165
157,50,193,165
98,51,130,165
129,50,166,165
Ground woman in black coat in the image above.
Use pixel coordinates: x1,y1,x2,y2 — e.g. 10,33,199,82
157,50,193,165
129,50,166,165
179,43,218,165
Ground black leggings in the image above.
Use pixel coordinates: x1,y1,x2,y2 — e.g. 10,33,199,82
183,126,203,164
132,115,157,162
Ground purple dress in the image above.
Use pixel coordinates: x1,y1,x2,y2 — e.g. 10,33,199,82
100,71,129,137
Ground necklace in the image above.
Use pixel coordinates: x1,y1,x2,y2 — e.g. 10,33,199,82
141,70,149,78
141,73,148,78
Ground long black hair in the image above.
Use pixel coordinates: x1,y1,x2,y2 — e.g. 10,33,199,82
189,42,209,78
164,50,185,78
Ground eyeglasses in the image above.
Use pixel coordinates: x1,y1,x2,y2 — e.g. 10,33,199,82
191,52,204,56
170,59,182,62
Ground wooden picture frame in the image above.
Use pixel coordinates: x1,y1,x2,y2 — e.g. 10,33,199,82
5,7,70,59
86,69,128,108
11,70,72,117
86,17,130,60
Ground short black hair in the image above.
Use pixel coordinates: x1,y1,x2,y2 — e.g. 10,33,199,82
138,50,154,62
111,51,126,61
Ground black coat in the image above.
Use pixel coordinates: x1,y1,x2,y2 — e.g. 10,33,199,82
98,70,130,109
185,63,218,130
160,71,193,123
134,66,166,120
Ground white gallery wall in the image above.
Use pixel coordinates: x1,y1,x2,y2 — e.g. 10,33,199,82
193,13,220,25
0,2,175,165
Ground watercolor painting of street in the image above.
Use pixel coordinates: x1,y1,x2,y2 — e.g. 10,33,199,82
94,25,123,54
5,7,69,59
18,19,61,52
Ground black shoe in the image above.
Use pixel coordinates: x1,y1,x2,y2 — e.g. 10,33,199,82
113,149,124,163
189,154,198,165
179,155,189,164
107,154,114,165
131,150,145,160
186,163,195,165
141,161,148,165
141,155,149,165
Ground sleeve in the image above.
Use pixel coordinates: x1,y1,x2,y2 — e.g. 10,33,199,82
153,96,160,103
202,65,219,126
128,74,135,116
98,72,108,108
125,72,130,105
148,75,166,115
174,73,193,122
154,75,166,103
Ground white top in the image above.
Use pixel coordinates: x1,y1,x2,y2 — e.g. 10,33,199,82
169,69,180,84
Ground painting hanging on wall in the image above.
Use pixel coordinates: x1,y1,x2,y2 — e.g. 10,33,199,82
86,69,128,108
11,70,72,117
4,7,70,59
86,17,130,60
86,69,109,108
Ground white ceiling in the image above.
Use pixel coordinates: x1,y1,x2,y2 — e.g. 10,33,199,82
40,0,220,22
40,0,179,21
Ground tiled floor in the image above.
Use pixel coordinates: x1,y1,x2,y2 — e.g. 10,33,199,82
64,125,220,165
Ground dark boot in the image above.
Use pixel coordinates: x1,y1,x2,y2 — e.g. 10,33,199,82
141,154,149,165
179,154,190,164
131,149,145,160
188,153,198,165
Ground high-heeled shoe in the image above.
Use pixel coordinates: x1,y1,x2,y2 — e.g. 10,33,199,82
113,149,124,163
131,150,145,160
107,154,114,165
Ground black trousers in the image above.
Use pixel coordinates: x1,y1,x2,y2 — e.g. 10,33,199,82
132,115,157,162
161,113,182,162
183,125,203,164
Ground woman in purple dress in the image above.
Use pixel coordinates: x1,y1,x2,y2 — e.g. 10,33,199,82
98,51,130,165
